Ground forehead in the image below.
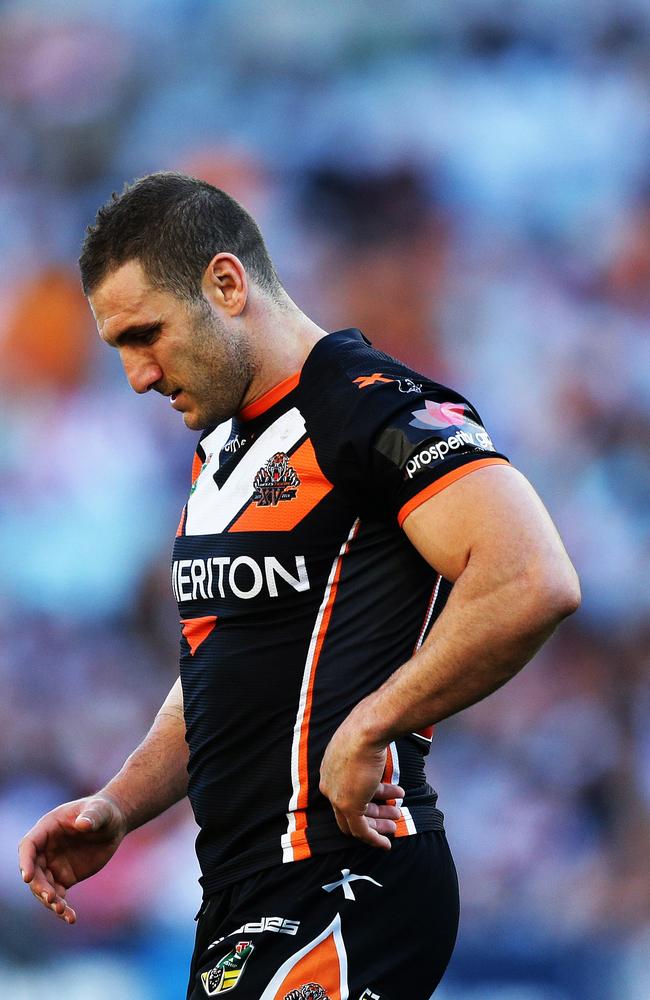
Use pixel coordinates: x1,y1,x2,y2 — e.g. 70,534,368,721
90,260,169,341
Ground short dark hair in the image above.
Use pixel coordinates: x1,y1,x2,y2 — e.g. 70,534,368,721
79,171,282,301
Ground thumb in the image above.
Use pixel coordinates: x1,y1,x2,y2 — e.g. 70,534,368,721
74,797,115,832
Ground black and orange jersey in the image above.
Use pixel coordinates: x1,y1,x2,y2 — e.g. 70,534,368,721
172,329,509,896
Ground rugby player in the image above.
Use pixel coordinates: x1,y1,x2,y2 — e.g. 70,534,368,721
19,173,580,999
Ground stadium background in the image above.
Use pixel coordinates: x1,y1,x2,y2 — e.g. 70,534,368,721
1,2,649,998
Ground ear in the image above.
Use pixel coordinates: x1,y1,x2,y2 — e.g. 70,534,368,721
202,253,248,316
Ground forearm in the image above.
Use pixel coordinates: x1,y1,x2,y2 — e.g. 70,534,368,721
101,677,189,832
351,554,578,746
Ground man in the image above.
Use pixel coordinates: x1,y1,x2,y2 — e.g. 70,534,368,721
19,173,580,1000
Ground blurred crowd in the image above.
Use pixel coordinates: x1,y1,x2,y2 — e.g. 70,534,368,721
0,2,649,998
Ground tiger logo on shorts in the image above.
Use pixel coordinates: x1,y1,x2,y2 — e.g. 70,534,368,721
283,985,330,1000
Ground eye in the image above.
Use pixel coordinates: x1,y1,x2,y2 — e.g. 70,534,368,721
131,323,162,346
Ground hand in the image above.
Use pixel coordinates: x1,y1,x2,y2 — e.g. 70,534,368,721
319,716,404,851
18,794,128,924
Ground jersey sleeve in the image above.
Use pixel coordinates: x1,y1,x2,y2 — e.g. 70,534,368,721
373,385,508,526
326,364,509,527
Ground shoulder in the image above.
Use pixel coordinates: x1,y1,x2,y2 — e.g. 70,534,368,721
299,327,431,400
297,328,482,453
296,328,507,520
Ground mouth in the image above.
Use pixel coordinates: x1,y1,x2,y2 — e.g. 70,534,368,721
169,389,185,409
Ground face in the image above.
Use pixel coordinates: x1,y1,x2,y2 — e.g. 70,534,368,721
90,260,255,430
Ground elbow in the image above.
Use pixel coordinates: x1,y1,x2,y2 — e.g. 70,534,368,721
551,572,581,620
526,559,581,627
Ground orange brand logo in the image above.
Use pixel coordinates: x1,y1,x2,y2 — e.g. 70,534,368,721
353,373,395,389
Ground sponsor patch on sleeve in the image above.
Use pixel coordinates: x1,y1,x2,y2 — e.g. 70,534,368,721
373,397,496,481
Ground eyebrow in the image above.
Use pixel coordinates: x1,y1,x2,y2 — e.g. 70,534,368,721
108,321,162,348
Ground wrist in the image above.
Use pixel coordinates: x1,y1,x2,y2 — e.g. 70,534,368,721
346,693,394,749
96,786,134,834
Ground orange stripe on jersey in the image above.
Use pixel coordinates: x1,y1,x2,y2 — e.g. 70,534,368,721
229,438,333,533
191,451,203,485
287,818,310,861
295,526,355,813
270,925,344,999
284,519,360,863
180,615,217,655
239,371,300,422
394,816,411,837
389,757,411,837
384,740,413,838
382,743,396,807
175,505,187,537
397,457,510,527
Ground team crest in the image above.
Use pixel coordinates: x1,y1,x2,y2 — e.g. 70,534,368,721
201,941,254,995
253,452,300,507
284,986,330,1000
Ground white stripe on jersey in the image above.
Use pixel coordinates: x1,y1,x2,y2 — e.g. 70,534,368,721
185,408,306,535
200,419,234,459
415,573,442,651
399,804,417,835
387,741,417,835
388,740,400,786
282,517,360,863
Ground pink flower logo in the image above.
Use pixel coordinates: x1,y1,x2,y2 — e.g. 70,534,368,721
410,400,468,430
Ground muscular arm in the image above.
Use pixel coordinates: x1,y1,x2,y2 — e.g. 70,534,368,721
320,465,581,847
19,677,188,923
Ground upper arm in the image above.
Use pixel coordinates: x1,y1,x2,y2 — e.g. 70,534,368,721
402,464,580,604
158,677,184,721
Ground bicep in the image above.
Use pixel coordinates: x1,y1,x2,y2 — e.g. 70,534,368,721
402,464,574,587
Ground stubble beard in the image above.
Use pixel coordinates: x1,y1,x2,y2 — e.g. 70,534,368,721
183,303,255,430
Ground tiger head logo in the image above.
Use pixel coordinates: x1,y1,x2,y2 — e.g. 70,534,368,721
283,985,330,1000
253,451,300,507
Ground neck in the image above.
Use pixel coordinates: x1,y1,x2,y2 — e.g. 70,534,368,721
240,291,328,412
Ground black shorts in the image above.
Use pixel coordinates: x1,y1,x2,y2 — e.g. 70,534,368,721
187,831,459,1000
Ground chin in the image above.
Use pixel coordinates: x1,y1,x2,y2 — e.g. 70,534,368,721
182,411,205,430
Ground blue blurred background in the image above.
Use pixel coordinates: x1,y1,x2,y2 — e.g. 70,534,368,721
1,2,649,997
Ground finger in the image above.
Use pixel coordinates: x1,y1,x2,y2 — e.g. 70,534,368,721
18,840,39,883
30,877,76,923
366,817,397,836
372,783,405,801
44,868,69,900
28,863,58,904
42,891,76,924
52,896,77,923
346,813,392,850
74,797,114,832
363,802,401,820
18,820,51,878
332,806,352,838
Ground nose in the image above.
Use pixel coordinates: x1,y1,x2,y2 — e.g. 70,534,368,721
121,350,163,394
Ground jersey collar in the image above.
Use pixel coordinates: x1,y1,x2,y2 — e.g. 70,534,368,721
238,371,301,422
237,329,370,423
